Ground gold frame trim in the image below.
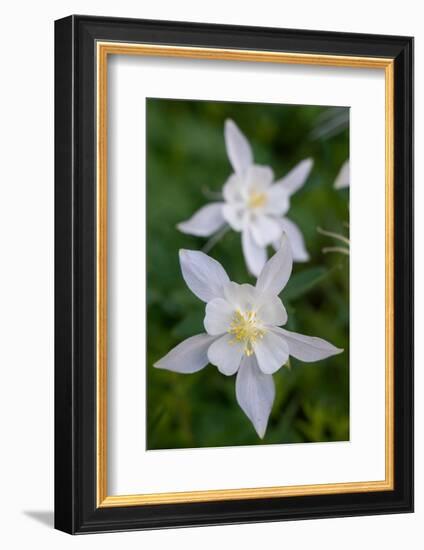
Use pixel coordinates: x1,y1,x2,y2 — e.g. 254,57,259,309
96,42,395,508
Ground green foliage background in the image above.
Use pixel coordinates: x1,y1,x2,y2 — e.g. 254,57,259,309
146,98,349,449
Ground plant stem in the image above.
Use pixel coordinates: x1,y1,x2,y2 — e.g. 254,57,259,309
202,225,230,254
322,246,350,255
201,186,223,200
317,226,350,245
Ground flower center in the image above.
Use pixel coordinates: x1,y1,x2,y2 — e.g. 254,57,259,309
228,309,265,356
248,190,267,209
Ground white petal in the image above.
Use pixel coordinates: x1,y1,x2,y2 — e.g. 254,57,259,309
154,333,217,373
264,184,290,216
222,203,245,231
245,165,274,190
236,355,275,438
223,173,245,202
274,327,343,362
250,214,283,247
334,160,350,189
179,249,230,303
273,217,309,262
207,333,244,376
241,227,267,277
257,295,287,326
177,203,226,237
273,158,313,197
223,282,258,311
204,298,234,335
254,330,289,374
224,119,253,175
256,234,292,295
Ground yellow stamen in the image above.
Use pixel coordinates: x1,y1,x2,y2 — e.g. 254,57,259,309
228,309,265,356
248,191,267,209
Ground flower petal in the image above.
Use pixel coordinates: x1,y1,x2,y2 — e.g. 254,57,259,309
257,295,287,326
177,203,226,237
179,249,230,303
154,333,217,373
204,298,234,335
241,227,267,277
273,327,343,362
224,119,253,175
256,234,292,295
223,282,257,311
222,203,245,231
250,214,283,247
245,165,274,191
236,355,275,438
207,333,244,376
264,185,290,216
273,217,309,262
223,173,245,202
273,158,313,197
334,160,349,189
254,330,289,374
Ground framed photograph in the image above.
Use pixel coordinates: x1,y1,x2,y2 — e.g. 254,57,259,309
54,15,413,534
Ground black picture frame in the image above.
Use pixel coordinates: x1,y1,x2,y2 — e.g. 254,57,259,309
55,14,414,534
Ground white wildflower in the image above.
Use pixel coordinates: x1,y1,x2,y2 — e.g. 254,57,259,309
154,236,343,438
178,119,313,276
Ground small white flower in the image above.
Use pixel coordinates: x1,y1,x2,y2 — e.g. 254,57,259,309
178,119,314,277
154,237,343,438
334,160,349,189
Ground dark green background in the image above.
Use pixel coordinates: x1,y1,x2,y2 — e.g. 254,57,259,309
146,98,349,449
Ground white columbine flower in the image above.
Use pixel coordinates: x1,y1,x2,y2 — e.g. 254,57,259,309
177,119,314,277
154,237,343,438
334,160,349,189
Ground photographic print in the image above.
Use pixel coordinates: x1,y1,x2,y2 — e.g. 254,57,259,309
56,17,413,533
146,98,350,450
55,16,414,533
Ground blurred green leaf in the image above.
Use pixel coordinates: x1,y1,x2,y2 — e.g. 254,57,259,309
283,266,329,302
172,309,204,339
